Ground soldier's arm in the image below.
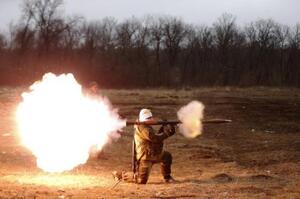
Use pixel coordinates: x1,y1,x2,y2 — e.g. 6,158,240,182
138,126,168,143
159,124,176,137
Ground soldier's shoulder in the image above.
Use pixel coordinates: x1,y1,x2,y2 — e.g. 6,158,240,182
136,124,152,132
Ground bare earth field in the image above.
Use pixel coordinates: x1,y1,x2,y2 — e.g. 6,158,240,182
0,87,299,198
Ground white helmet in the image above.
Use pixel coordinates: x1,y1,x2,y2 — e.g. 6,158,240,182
139,109,153,122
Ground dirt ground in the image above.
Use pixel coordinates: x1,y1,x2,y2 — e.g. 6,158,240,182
0,87,299,198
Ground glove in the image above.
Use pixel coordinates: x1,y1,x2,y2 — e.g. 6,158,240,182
158,119,168,133
164,124,176,137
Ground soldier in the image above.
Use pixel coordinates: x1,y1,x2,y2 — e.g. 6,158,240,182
113,108,176,184
87,81,99,96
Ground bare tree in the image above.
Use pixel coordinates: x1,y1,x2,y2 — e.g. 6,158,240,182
148,16,164,85
162,16,187,67
115,17,140,57
97,17,117,52
0,32,7,68
1,4,300,87
0,33,7,50
195,25,215,84
213,13,237,50
255,19,276,49
131,17,152,85
10,2,36,53
22,0,67,53
288,24,300,49
60,16,84,51
213,13,240,84
287,24,300,86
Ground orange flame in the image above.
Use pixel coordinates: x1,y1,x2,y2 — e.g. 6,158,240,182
16,73,125,173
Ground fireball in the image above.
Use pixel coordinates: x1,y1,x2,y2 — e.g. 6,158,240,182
16,73,125,173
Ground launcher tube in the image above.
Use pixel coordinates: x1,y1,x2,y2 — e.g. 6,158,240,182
126,119,232,126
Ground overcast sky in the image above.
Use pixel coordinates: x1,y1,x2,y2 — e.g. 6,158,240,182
1,0,300,31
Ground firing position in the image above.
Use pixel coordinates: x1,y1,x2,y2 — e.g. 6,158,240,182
113,108,176,184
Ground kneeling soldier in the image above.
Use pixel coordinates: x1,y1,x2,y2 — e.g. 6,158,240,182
113,108,176,184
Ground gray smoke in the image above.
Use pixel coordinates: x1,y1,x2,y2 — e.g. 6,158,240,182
177,101,205,138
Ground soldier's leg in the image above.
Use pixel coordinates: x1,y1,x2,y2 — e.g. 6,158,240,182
160,151,173,180
137,160,153,184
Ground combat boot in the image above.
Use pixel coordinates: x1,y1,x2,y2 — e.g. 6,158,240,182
164,176,176,183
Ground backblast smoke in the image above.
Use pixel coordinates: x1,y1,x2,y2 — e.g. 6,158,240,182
177,101,205,138
16,73,125,173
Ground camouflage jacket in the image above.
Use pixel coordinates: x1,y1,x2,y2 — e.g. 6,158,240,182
134,124,171,161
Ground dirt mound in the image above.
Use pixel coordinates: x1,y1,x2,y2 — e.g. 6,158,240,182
249,174,275,182
235,186,266,194
212,173,234,183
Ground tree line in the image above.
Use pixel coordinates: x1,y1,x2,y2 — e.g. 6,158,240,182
0,0,299,87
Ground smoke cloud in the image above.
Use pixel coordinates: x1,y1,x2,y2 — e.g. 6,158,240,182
16,73,125,172
177,101,205,138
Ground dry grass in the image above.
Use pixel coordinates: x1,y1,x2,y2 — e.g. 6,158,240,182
0,87,299,198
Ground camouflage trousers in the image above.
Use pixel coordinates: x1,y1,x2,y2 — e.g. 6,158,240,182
137,151,172,184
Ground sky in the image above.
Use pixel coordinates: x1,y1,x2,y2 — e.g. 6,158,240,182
0,0,300,31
